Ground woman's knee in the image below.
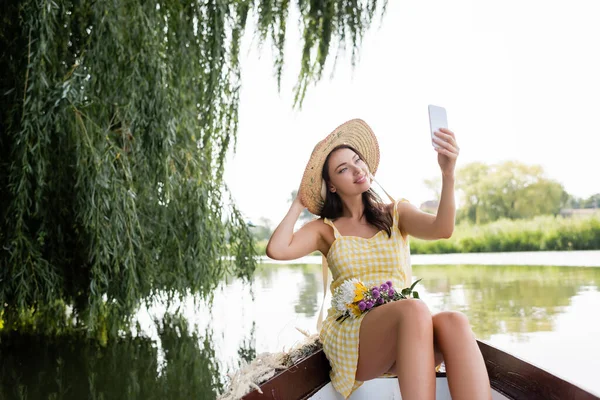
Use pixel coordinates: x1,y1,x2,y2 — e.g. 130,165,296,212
391,299,432,328
434,311,471,333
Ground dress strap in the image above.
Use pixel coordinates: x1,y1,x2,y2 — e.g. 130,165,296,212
323,218,342,239
393,198,410,236
316,255,329,332
317,218,338,332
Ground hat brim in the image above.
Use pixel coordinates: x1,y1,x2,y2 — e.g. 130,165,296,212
299,119,380,215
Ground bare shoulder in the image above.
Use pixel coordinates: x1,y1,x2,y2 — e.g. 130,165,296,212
301,217,337,254
390,200,420,236
299,217,329,241
396,198,417,216
300,217,327,235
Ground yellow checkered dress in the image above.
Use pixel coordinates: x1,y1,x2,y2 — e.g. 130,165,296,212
318,199,412,399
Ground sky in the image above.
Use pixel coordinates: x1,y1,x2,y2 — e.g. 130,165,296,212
223,0,600,226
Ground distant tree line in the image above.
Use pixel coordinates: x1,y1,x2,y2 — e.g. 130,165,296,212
252,161,599,239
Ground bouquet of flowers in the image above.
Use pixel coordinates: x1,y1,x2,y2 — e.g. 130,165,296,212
332,278,422,323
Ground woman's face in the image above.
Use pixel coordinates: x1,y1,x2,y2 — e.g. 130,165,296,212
326,148,371,197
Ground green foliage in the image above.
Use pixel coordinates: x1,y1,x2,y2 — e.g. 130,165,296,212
453,161,568,224
255,239,269,256
411,215,600,254
291,0,388,105
566,193,600,209
249,217,274,241
0,0,387,337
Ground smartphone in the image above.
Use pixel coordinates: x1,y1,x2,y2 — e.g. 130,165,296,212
428,105,448,149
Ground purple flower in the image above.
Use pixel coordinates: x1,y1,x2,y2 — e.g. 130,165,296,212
358,301,367,311
388,288,395,297
377,297,384,305
366,301,374,309
371,288,380,299
386,280,393,288
380,283,389,291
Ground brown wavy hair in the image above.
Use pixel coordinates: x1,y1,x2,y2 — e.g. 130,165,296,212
320,145,393,238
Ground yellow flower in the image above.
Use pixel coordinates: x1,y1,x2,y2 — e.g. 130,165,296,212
353,291,363,302
348,303,362,317
353,281,367,302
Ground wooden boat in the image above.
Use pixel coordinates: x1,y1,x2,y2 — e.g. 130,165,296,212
242,340,599,400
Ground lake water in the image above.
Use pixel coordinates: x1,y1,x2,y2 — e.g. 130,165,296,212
2,255,600,399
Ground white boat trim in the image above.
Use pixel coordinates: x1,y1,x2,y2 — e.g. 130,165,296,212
310,377,511,399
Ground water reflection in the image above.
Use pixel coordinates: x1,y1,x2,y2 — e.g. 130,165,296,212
248,263,600,393
237,321,257,367
252,263,600,340
413,264,600,339
2,263,599,398
253,264,600,339
295,269,320,317
0,315,222,400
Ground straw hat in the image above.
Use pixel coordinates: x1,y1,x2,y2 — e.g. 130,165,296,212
299,119,380,215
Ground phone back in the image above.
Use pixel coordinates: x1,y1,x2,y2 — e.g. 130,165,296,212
428,105,448,148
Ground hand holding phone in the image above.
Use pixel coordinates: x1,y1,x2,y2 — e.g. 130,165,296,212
428,105,448,149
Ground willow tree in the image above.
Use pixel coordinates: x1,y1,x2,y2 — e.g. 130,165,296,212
0,0,388,337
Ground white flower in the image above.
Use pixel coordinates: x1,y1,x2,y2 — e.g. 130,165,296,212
332,278,361,314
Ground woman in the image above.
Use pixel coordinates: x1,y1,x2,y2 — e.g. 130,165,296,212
266,119,491,400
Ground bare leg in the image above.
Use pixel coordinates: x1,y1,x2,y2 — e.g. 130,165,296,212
433,311,492,400
356,299,435,400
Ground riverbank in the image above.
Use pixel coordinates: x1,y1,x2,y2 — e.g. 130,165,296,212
259,250,600,267
410,215,600,254
254,215,600,256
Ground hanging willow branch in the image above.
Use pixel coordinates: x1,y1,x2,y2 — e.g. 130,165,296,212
0,0,388,337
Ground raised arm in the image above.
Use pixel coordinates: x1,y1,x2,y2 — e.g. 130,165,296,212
397,175,455,240
397,127,458,240
266,196,323,260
